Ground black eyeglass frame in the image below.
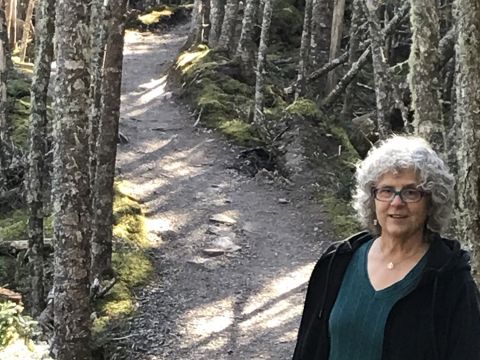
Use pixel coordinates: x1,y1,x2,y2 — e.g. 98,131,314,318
371,187,427,203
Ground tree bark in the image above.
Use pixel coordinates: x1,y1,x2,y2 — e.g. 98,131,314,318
253,0,274,129
235,0,259,83
321,46,370,108
52,0,92,356
19,0,36,62
454,0,480,279
408,0,445,153
342,0,365,119
310,0,332,68
91,0,127,282
88,0,107,195
26,0,55,318
0,4,10,192
326,0,346,92
208,0,225,47
364,0,390,138
217,0,239,52
295,0,313,98
189,0,209,45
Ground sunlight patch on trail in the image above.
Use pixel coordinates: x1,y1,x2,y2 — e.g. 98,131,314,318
138,75,168,103
242,263,314,316
178,263,315,350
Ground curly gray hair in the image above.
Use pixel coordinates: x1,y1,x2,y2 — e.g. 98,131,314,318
352,135,455,235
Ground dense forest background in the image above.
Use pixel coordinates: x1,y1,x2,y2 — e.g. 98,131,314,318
0,0,479,358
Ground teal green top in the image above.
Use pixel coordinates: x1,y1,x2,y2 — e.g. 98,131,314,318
328,239,428,360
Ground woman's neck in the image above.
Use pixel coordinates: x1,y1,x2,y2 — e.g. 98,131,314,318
377,232,426,256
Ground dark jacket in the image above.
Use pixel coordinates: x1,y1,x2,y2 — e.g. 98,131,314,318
292,231,480,360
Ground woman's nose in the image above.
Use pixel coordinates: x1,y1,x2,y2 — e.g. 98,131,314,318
390,193,405,205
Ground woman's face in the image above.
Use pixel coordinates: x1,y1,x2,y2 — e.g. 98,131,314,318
374,168,429,241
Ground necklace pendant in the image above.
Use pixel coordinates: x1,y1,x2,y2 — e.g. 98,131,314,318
387,262,394,270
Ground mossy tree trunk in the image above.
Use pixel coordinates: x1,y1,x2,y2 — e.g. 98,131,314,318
253,0,274,130
364,0,390,138
310,0,332,70
408,0,445,153
235,0,259,83
91,0,127,282
0,5,10,192
454,0,480,279
295,0,312,98
26,0,55,318
208,0,225,47
217,0,239,53
52,0,92,356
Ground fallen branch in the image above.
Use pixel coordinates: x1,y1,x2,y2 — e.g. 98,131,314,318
321,48,371,108
0,239,53,255
0,287,22,303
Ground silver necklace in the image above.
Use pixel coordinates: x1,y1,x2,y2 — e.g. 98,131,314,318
378,240,426,270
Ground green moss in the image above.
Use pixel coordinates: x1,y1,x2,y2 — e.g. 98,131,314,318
112,251,153,288
138,8,174,25
330,125,361,169
93,183,153,346
220,78,251,96
112,187,147,248
321,193,361,239
218,120,257,144
175,48,260,146
10,98,30,148
285,98,321,121
176,46,211,75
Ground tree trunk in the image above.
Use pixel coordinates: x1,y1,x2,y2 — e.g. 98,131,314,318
25,0,55,318
19,0,35,62
88,0,107,195
326,0,346,92
52,0,92,356
310,0,332,69
91,0,127,282
295,0,313,98
454,0,480,279
235,0,259,83
217,0,239,52
364,0,390,138
0,4,10,192
253,0,274,129
190,0,210,45
208,0,225,47
408,0,445,153
342,0,365,120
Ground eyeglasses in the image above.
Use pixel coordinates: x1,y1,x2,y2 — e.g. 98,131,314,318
372,187,426,203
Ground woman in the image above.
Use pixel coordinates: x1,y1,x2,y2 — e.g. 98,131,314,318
292,136,480,360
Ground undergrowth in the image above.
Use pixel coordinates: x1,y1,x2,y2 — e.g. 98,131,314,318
92,182,153,357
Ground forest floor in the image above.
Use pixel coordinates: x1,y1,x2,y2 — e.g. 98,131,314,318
113,23,332,359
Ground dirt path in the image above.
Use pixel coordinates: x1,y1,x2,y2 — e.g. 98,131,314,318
115,24,330,360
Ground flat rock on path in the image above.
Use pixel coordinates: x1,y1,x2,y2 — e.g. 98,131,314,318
114,25,331,360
